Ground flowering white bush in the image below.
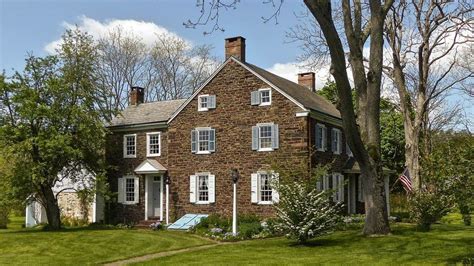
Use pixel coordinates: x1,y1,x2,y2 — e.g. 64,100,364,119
274,182,342,243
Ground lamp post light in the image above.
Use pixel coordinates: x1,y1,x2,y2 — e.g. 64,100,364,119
231,168,239,236
165,173,171,225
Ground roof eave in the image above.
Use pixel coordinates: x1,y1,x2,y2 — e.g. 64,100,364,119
107,121,168,132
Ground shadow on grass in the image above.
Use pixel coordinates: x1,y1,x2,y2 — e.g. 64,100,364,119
2,224,120,234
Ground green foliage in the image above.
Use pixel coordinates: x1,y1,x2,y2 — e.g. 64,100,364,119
408,188,454,231
423,132,474,226
60,216,89,227
0,28,110,229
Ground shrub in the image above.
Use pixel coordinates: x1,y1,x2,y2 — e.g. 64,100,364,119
275,182,343,243
408,189,454,231
61,216,89,227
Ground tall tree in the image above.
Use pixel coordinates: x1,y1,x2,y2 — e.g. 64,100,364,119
186,0,394,235
0,29,108,229
384,0,473,189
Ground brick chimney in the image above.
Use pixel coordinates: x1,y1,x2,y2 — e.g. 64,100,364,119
130,86,144,106
298,72,316,92
225,36,246,62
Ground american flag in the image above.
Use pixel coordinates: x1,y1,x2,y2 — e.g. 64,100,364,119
399,167,412,192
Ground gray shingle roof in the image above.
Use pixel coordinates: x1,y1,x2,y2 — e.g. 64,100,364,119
109,99,186,127
244,63,341,118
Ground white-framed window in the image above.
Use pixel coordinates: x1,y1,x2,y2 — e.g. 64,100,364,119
123,134,137,158
117,176,139,205
189,173,215,204
146,132,161,157
252,123,279,152
198,95,216,111
315,124,327,151
332,128,342,154
251,172,279,204
259,88,271,106
191,127,216,154
250,88,272,106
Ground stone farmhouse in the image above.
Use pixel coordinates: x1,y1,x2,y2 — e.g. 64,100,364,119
106,36,390,225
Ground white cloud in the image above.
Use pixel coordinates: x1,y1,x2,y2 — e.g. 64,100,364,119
45,15,186,54
266,61,334,90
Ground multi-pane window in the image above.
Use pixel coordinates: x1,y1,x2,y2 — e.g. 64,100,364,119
259,89,271,105
191,128,216,154
147,132,161,156
198,95,216,111
259,125,273,150
199,130,210,151
315,124,327,151
123,134,136,158
125,178,135,202
197,175,209,202
259,173,273,202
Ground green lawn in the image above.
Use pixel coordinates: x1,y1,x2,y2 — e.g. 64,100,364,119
136,222,474,265
0,216,213,265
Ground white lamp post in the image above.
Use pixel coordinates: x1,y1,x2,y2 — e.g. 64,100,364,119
231,168,239,236
165,173,170,225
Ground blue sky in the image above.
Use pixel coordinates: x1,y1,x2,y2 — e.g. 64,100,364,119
1,0,472,126
1,0,308,75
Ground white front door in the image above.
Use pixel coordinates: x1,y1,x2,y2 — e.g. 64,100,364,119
152,176,162,217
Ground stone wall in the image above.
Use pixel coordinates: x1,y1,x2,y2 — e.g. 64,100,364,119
167,60,310,219
57,192,94,222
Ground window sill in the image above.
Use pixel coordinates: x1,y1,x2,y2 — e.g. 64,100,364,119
195,201,211,205
123,155,137,159
198,108,209,112
259,102,271,106
333,152,341,155
316,148,326,152
257,201,273,205
147,154,161,157
122,202,137,205
196,151,212,155
257,148,274,152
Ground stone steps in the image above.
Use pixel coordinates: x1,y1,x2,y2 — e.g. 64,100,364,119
135,218,161,229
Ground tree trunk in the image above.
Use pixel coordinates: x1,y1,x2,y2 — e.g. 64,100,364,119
404,124,421,190
40,185,61,230
305,0,391,235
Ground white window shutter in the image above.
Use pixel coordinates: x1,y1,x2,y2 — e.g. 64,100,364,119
338,174,344,202
316,180,322,192
189,175,196,203
272,173,279,203
323,175,330,191
191,130,197,153
331,129,337,152
315,125,321,149
272,124,279,149
208,95,216,109
251,126,259,150
322,127,327,151
209,129,216,152
208,174,215,203
133,177,139,204
117,178,124,203
358,177,364,202
251,173,258,203
338,133,342,154
251,91,260,105
332,173,338,201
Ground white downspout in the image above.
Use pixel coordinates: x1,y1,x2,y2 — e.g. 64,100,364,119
166,182,169,225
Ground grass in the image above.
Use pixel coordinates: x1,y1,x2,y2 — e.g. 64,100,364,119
0,216,213,265
136,220,474,265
